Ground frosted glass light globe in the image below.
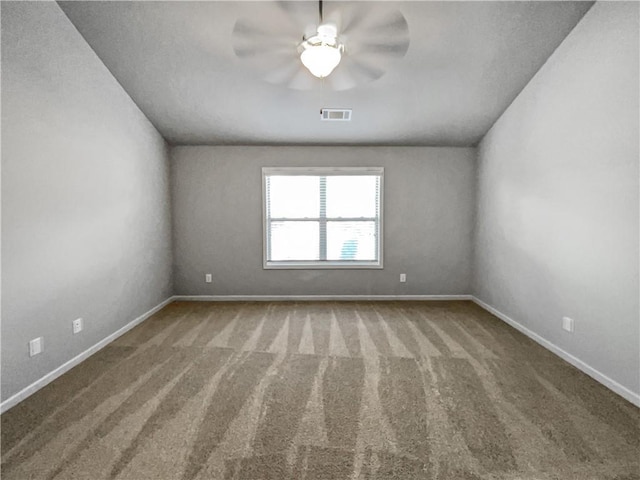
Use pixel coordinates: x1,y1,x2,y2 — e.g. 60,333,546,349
300,44,342,78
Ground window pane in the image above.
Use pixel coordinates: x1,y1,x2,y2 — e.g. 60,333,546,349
326,176,378,218
270,221,319,261
326,221,377,261
268,176,319,218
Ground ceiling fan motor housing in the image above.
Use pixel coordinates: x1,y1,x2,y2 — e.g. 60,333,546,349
299,22,344,53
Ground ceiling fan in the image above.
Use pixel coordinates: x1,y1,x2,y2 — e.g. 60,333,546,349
232,1,410,91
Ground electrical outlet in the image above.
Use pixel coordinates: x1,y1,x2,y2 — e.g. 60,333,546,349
72,318,83,334
562,316,574,333
205,273,212,283
29,337,43,357
400,273,407,283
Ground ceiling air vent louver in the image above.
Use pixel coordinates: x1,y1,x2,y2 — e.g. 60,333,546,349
320,108,352,121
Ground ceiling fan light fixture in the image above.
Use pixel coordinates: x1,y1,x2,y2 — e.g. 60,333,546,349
300,44,342,78
299,22,344,78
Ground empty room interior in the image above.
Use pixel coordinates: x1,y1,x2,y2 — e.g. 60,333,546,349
1,1,639,479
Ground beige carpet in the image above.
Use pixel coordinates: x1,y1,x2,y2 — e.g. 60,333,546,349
2,301,638,480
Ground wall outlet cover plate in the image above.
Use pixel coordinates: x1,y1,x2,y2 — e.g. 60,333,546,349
562,316,574,332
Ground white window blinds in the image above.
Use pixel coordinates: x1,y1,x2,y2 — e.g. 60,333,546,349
263,167,383,269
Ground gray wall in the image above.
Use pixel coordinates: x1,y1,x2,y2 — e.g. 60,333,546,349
1,2,173,402
172,146,475,296
473,2,639,396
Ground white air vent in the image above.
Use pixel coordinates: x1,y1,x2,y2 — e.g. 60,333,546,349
321,108,352,121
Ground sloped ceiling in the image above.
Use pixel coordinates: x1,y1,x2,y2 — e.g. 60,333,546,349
58,1,593,146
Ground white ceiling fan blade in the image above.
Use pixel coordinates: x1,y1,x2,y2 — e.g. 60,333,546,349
232,18,300,78
366,10,410,37
323,54,386,92
325,68,358,91
275,1,318,32
232,18,299,53
329,2,368,37
264,60,304,85
233,41,295,61
342,56,385,81
346,37,410,59
342,9,409,54
231,2,320,88
287,68,319,91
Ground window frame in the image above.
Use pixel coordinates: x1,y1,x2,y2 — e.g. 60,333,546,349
262,166,384,269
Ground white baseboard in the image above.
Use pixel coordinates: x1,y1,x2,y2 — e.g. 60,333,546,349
0,296,174,414
471,296,640,408
173,294,473,302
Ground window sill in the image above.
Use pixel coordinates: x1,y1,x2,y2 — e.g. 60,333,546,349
264,261,383,270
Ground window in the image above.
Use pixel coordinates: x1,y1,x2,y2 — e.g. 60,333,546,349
263,167,383,269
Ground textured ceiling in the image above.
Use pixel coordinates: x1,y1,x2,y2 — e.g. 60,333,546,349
58,1,593,146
